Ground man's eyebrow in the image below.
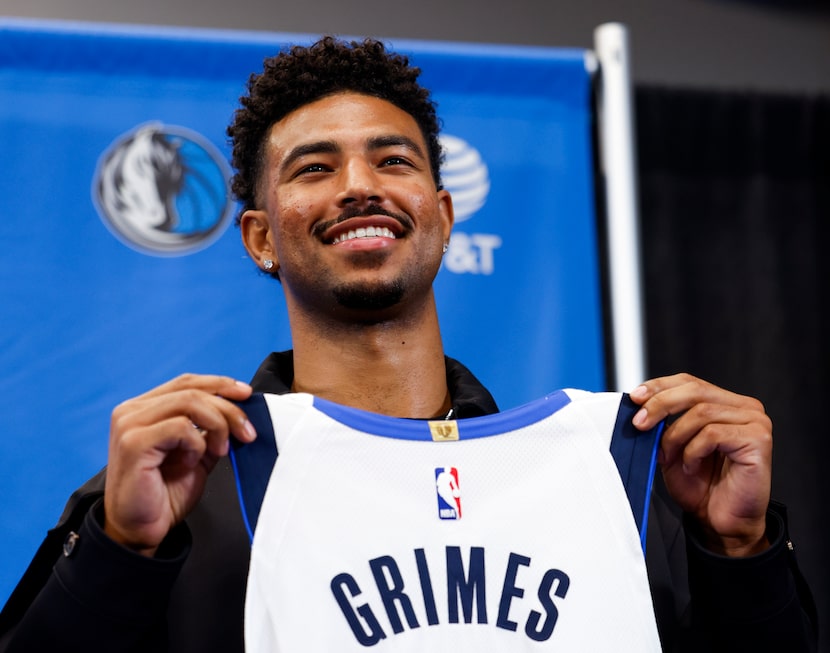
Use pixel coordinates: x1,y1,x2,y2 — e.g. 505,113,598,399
367,135,426,159
279,140,339,174
279,135,426,175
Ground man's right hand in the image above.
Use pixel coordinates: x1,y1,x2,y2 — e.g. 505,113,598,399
103,374,256,556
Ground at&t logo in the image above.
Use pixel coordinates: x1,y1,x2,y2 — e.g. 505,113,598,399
440,134,502,275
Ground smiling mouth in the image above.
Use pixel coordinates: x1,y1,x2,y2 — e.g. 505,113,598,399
331,226,397,245
315,203,413,245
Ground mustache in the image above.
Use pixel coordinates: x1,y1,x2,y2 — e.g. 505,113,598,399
313,203,413,237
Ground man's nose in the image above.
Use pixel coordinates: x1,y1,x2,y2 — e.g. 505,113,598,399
336,158,383,207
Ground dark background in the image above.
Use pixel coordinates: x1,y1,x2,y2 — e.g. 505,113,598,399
4,0,828,647
635,86,829,646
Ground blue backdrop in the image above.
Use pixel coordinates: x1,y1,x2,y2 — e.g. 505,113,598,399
0,19,603,603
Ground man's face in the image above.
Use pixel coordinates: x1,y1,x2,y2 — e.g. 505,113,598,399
243,92,453,320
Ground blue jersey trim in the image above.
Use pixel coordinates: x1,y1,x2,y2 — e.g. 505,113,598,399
227,446,254,543
311,390,571,440
229,394,278,542
608,394,665,553
639,419,665,552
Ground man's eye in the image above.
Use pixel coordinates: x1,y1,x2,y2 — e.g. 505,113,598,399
299,164,328,174
381,156,410,167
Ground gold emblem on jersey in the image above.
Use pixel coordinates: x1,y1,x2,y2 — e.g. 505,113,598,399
428,420,459,441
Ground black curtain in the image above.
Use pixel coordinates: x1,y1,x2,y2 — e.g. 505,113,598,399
635,85,830,646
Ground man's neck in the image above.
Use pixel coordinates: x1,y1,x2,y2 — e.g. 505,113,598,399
288,302,450,419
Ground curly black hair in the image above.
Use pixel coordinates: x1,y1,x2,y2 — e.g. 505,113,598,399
227,36,443,220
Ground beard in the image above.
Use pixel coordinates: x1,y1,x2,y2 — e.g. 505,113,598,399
332,278,405,311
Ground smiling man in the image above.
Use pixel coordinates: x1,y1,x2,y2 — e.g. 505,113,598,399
0,36,816,653
239,91,454,417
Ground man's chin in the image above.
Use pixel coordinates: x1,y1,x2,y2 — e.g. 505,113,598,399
332,281,405,312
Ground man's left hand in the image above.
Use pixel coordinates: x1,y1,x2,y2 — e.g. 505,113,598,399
630,373,772,557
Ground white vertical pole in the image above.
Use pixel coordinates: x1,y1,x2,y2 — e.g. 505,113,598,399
593,22,647,392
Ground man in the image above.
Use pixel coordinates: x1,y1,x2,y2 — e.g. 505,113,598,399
0,36,816,651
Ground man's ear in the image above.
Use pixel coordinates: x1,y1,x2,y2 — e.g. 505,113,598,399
437,189,455,243
240,209,279,273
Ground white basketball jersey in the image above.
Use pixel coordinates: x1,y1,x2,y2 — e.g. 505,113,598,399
230,390,664,652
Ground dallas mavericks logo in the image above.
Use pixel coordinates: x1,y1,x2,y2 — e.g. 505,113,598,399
435,467,462,520
93,123,233,256
439,134,490,223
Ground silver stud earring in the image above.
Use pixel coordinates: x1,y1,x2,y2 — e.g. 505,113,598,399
442,243,449,254
263,259,274,271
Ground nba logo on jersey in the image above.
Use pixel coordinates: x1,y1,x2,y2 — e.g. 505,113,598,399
435,467,462,520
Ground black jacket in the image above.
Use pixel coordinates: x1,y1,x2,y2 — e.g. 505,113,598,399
0,352,818,652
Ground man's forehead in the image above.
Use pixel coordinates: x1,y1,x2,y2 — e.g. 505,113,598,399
265,93,428,158
275,92,417,129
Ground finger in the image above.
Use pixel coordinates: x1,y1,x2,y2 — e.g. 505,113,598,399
137,373,253,401
116,413,209,457
187,391,258,447
630,374,761,430
678,423,770,476
113,389,257,450
660,403,771,468
629,373,698,429
629,373,698,399
154,416,211,466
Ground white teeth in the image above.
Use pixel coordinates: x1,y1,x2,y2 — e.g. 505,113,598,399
332,226,396,244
